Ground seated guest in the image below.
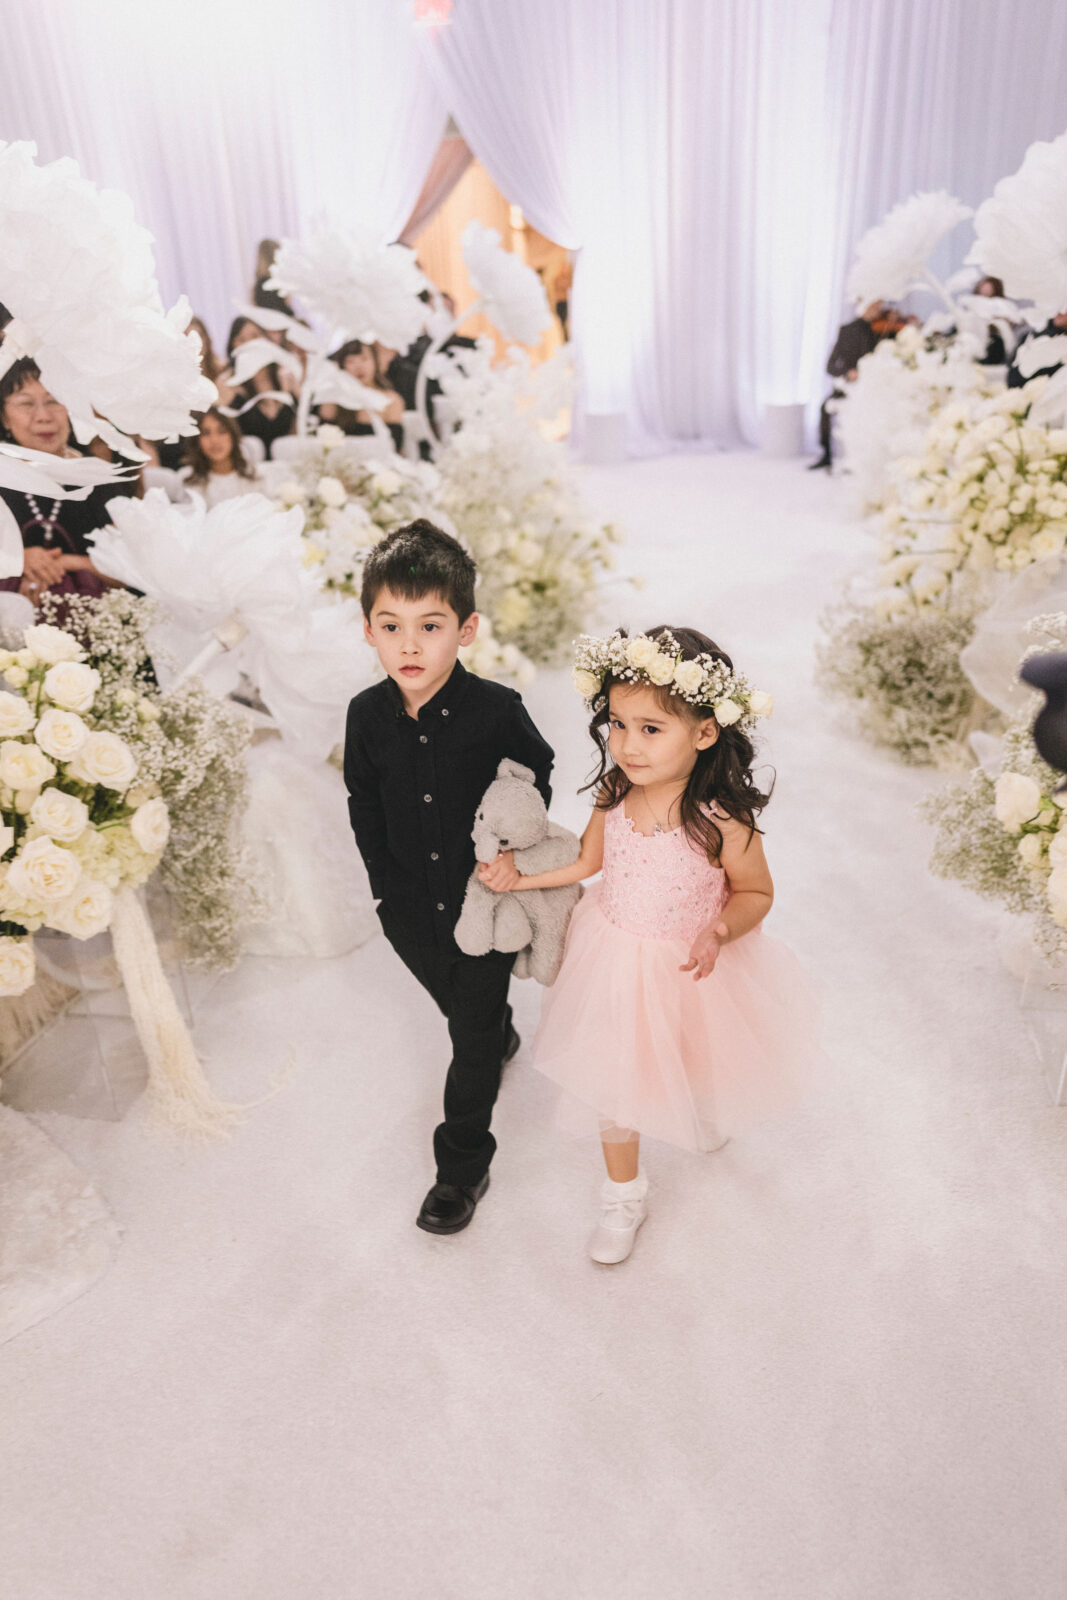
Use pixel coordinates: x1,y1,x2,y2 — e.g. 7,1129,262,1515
0,358,137,604
811,300,907,470
1007,309,1067,389
251,238,294,320
223,314,297,459
973,275,1014,366
180,407,261,506
317,340,405,451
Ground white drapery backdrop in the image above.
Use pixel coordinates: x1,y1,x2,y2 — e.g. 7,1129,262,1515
3,0,1067,448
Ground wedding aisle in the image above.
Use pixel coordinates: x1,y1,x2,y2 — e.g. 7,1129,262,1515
3,454,1066,1600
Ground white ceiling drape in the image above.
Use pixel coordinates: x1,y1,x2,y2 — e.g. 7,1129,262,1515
2,0,1067,449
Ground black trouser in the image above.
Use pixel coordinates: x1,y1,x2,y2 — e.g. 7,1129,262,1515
818,386,844,460
380,906,515,1187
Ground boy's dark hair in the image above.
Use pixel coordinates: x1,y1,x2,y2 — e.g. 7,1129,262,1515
361,519,477,621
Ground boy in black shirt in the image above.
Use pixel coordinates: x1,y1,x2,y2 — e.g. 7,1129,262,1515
344,521,554,1234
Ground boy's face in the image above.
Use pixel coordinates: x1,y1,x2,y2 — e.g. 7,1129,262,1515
364,588,478,710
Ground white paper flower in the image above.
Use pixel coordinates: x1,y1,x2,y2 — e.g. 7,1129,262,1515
713,699,743,726
0,936,35,996
0,740,54,791
130,797,170,855
846,191,972,308
7,835,81,902
42,660,100,713
67,731,137,791
22,623,85,664
45,879,114,940
994,771,1042,831
0,689,35,737
33,707,88,760
0,142,216,447
462,222,552,347
267,228,427,349
970,133,1067,317
30,786,89,842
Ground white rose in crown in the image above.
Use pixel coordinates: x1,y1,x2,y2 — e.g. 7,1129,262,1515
317,475,348,509
30,788,89,843
714,699,743,726
7,835,82,903
0,936,35,997
67,731,138,791
748,690,774,717
647,652,677,686
0,691,36,738
573,668,602,700
46,880,115,940
43,661,101,714
672,660,705,696
130,797,171,855
0,740,55,791
994,772,1042,831
23,624,85,665
370,470,402,498
34,707,89,761
626,637,659,671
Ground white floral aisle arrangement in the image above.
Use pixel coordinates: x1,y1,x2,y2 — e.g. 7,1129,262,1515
0,594,257,1134
924,616,1067,954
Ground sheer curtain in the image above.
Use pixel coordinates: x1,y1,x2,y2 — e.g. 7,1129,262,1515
0,0,445,345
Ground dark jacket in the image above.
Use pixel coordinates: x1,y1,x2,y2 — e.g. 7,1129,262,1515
826,317,880,380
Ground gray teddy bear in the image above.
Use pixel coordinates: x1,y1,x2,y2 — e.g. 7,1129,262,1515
454,758,582,985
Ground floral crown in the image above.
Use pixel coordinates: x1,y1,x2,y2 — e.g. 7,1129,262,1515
572,629,773,733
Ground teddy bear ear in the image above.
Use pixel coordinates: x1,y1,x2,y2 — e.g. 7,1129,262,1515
496,758,536,784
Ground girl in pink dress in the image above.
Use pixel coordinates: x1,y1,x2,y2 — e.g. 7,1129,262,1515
479,624,821,1264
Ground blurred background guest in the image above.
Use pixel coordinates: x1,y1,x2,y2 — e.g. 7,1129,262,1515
251,237,294,319
972,275,1013,366
224,314,297,459
1007,307,1067,389
180,407,261,506
810,300,914,470
0,358,137,603
317,339,405,450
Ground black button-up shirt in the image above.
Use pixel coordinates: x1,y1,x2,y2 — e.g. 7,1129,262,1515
344,662,555,948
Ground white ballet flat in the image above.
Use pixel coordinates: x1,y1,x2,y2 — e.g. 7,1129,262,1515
588,1176,648,1264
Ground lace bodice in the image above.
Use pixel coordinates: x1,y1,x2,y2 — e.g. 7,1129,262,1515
599,803,728,941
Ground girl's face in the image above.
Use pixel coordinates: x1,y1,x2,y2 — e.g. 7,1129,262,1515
608,683,718,788
2,376,70,455
199,412,236,468
343,347,376,386
231,319,260,352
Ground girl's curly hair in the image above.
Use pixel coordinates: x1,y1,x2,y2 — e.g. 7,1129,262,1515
582,624,773,863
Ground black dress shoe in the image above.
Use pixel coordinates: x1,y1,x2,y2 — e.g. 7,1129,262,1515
503,1023,521,1064
416,1173,490,1234
807,453,832,471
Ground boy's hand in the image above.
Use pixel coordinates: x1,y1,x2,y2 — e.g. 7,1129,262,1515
680,920,729,981
478,851,520,893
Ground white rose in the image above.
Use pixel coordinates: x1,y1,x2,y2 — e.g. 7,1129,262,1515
34,707,89,761
0,691,35,737
23,623,84,665
315,423,345,448
317,475,348,508
4,666,28,689
67,731,138,792
370,470,402,498
626,637,658,671
647,652,677,686
7,835,81,903
572,668,602,700
1048,829,1067,867
713,699,743,726
748,690,774,717
45,879,114,941
0,824,13,856
130,797,171,855
0,741,55,791
0,936,35,996
672,660,705,696
30,787,90,843
43,661,100,714
1048,864,1067,926
278,480,308,507
1018,833,1044,867
994,772,1042,832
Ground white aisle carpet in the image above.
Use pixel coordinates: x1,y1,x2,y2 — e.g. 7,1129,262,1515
3,454,1066,1600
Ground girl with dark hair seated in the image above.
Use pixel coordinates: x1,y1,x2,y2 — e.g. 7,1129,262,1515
317,340,405,452
223,315,297,460
0,358,137,604
181,407,261,506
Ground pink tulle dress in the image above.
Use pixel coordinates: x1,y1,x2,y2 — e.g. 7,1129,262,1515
531,802,821,1151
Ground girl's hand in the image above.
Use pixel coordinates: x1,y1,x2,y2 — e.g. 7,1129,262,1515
477,851,520,893
680,920,729,981
23,546,66,590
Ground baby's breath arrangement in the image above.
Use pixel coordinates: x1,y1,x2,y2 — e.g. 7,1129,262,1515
923,614,1067,954
816,597,985,766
